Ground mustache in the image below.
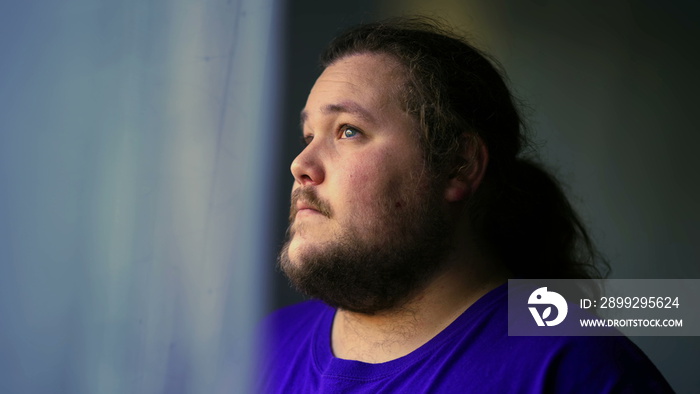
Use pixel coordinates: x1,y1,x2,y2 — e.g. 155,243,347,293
289,187,333,222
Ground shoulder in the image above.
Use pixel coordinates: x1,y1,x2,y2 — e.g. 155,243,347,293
258,300,334,392
262,300,332,335
429,285,673,392
264,299,331,323
259,299,334,355
496,335,671,391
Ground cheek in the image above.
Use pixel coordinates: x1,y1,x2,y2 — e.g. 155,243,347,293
335,146,425,212
339,167,411,213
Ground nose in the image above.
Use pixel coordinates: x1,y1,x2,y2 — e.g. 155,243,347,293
290,143,325,186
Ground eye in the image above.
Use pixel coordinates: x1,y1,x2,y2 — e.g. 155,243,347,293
301,134,313,146
339,125,361,139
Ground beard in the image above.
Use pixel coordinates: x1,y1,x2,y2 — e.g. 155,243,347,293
278,185,451,315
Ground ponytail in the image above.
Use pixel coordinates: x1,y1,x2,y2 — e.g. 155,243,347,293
470,158,609,281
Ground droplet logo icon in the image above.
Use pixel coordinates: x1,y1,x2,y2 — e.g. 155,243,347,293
528,287,568,327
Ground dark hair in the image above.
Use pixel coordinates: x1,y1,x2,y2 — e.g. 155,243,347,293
321,17,608,281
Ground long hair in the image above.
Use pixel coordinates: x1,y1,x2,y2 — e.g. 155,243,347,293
320,17,608,281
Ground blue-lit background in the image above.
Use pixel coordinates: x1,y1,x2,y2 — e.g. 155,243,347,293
0,1,283,392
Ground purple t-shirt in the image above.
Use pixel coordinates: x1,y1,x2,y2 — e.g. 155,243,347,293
258,284,672,393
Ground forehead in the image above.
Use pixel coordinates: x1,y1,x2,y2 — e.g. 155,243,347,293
318,52,405,90
302,53,407,124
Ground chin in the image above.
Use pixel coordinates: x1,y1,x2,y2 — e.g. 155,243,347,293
284,236,313,268
283,240,300,266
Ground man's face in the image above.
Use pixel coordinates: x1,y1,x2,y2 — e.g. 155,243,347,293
279,53,450,314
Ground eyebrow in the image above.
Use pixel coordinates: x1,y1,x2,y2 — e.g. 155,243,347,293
299,101,376,128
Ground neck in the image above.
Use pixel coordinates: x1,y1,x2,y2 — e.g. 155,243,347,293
331,252,507,363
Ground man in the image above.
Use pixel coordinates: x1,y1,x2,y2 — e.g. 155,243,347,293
259,18,672,392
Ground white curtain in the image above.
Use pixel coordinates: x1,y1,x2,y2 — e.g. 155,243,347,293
0,0,283,392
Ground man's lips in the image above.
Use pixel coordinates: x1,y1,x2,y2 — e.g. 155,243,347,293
296,201,322,214
289,187,332,223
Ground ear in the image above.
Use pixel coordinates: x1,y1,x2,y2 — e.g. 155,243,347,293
444,133,489,203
